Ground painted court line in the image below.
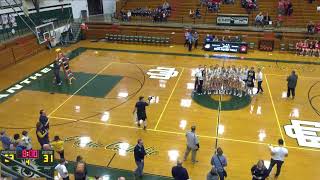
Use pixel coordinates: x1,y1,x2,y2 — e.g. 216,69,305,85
154,68,185,130
48,62,114,117
49,116,320,152
265,74,286,146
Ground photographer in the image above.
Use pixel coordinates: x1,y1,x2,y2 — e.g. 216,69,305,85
133,96,151,130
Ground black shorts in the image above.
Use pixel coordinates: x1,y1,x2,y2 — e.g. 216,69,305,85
137,113,147,121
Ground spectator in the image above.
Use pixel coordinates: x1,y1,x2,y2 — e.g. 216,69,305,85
187,32,193,52
21,130,32,150
55,158,69,180
36,122,49,148
183,126,199,163
251,160,268,180
162,1,170,10
195,8,201,18
51,135,65,159
134,139,146,178
184,30,190,47
316,22,320,33
10,134,23,151
0,130,11,150
267,139,288,178
211,147,227,180
193,31,199,49
255,12,264,26
307,21,315,34
276,14,283,27
287,0,293,16
171,160,189,180
278,0,285,15
207,167,219,180
74,156,87,180
127,10,131,21
263,12,272,26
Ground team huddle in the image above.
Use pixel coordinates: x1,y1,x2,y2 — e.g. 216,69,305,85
295,40,320,57
194,65,263,97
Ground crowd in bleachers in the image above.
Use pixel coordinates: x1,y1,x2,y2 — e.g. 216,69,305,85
278,0,293,16
295,40,320,57
120,1,171,23
241,0,258,13
200,0,222,13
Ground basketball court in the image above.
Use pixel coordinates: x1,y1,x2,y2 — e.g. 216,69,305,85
1,41,320,179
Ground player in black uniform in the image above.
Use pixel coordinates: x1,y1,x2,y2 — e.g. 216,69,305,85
133,96,152,130
246,67,255,95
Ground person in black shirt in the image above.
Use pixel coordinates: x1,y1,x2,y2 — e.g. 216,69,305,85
172,160,189,180
251,160,268,180
134,139,146,178
133,96,151,130
246,67,255,95
53,58,62,86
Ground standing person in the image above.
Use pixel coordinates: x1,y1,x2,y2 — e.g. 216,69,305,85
246,67,255,95
134,139,146,178
171,160,189,180
207,167,219,180
194,65,202,92
184,30,190,47
267,139,288,179
39,109,49,130
193,31,199,49
53,58,62,86
196,68,204,95
51,135,65,159
187,32,193,52
74,155,87,180
0,130,11,150
55,159,69,180
251,160,268,180
256,68,264,94
36,122,49,148
133,96,151,130
21,130,32,150
183,126,199,163
287,70,298,99
211,147,227,180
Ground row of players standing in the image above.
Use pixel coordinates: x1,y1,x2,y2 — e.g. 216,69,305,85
194,65,264,96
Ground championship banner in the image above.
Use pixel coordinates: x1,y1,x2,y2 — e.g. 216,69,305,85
217,14,249,26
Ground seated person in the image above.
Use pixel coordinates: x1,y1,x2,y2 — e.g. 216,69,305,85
162,1,171,10
263,12,272,25
316,22,320,33
255,12,264,26
307,21,315,34
195,8,201,18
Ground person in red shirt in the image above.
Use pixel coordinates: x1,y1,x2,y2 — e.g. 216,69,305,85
314,40,320,57
301,40,309,55
295,41,302,55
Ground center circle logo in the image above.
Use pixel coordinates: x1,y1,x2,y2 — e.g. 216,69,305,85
192,92,252,111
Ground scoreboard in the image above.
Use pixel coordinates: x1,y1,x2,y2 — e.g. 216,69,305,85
0,150,54,178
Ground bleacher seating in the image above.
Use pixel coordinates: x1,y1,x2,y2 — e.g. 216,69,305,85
105,33,170,45
121,0,320,28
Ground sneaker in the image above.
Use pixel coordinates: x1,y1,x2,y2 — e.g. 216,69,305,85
143,126,147,130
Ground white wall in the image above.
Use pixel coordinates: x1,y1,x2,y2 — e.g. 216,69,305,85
103,0,116,15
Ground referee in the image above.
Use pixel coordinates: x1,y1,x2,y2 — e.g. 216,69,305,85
133,96,151,130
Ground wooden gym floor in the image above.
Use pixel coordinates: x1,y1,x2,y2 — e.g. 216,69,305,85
0,41,320,180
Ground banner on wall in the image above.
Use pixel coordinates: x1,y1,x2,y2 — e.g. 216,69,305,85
216,14,249,26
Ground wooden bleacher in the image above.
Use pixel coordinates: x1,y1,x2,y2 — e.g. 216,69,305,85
121,0,320,27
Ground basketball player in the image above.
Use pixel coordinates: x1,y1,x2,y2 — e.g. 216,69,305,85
313,40,319,57
247,67,255,95
133,96,151,130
